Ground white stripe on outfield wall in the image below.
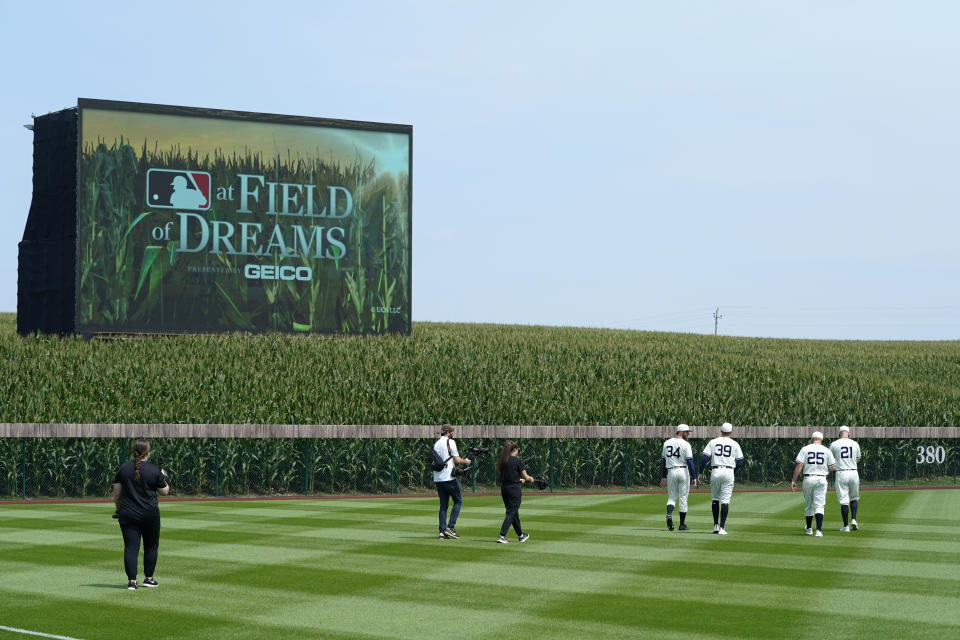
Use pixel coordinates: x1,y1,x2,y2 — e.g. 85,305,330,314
0,625,86,640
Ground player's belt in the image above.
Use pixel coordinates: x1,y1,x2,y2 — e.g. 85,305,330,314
804,474,826,477
838,468,858,471
712,465,733,469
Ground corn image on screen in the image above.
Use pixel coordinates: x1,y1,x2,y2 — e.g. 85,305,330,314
75,100,411,335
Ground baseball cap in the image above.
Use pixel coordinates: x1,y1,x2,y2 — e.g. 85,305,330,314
838,426,850,434
720,422,733,433
811,431,824,440
676,424,691,433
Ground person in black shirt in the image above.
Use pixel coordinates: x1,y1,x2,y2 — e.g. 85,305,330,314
496,440,534,544
112,439,169,590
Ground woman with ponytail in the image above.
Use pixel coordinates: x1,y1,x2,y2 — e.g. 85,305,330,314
112,439,169,590
496,440,534,544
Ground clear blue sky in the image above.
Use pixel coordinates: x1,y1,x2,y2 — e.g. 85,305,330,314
2,1,957,340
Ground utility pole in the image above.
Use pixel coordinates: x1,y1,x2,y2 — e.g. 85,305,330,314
713,306,723,336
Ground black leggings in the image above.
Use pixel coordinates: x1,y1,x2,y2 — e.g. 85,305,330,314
500,484,523,537
119,511,160,580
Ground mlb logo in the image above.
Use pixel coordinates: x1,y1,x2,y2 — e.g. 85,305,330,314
146,169,211,210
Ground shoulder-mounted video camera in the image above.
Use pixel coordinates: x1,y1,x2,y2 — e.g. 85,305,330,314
452,446,489,476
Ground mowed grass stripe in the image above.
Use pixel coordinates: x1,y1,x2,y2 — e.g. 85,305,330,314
520,492,822,637
809,490,960,625
0,550,605,639
3,568,955,640
344,492,952,636
520,490,956,636
0,593,376,640
2,491,959,639
7,496,942,604
768,490,960,640
8,494,947,581
0,558,643,632
521,490,959,639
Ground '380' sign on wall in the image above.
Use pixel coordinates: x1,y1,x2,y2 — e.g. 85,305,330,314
76,99,411,335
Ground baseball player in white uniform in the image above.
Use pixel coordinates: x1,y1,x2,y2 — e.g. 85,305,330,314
829,426,861,532
791,431,836,537
699,422,743,535
660,424,697,531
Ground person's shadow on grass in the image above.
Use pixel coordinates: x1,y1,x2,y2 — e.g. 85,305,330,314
83,584,130,589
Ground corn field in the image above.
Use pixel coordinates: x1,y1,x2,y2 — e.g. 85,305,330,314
3,315,958,426
0,437,957,499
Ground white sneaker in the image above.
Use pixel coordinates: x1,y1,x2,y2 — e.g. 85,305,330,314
815,530,823,537
717,528,727,535
712,524,720,534
840,526,850,532
850,519,858,531
805,528,813,535
496,535,510,544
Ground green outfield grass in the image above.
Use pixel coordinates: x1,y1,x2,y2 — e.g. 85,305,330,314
2,489,959,639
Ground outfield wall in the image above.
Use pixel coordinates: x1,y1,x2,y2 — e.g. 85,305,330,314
2,425,957,499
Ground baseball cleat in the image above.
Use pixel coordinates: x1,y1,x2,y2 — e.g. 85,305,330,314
850,519,858,531
127,580,138,590
142,577,158,588
678,524,689,531
717,528,727,535
497,535,510,544
815,530,824,537
712,524,720,534
805,528,813,535
666,516,674,531
840,526,850,532
443,527,460,539
518,532,530,543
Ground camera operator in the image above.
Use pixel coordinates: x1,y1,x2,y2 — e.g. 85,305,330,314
433,425,471,539
112,439,169,590
496,440,534,544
